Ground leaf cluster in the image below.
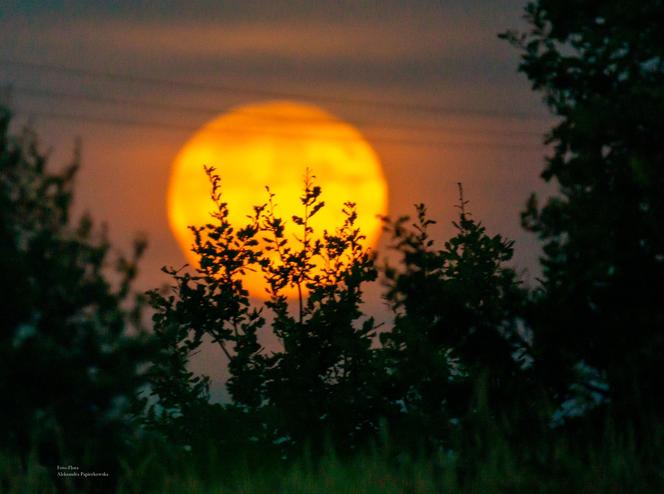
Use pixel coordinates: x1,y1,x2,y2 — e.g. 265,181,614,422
147,174,530,457
147,168,385,454
502,0,664,423
0,107,153,480
380,188,531,448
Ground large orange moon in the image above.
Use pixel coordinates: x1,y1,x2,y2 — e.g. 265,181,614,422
167,100,388,299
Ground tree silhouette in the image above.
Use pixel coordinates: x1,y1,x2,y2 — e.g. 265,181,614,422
147,167,386,454
260,172,386,453
503,0,664,423
381,185,529,447
0,106,153,479
146,166,266,446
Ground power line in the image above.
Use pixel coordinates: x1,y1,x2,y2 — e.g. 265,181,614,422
8,84,545,138
1,58,549,121
15,108,543,151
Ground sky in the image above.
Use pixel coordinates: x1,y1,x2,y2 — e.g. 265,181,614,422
1,0,553,396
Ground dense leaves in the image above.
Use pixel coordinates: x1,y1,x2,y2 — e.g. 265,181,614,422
147,168,386,455
380,187,530,449
0,107,153,480
502,0,664,423
145,166,267,450
147,170,529,457
261,174,386,452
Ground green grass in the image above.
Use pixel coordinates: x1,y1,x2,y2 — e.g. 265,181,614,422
3,425,664,494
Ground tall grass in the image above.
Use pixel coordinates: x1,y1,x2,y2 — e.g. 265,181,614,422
3,420,663,494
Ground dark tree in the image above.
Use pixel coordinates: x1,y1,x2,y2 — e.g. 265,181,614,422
261,173,386,453
147,168,386,455
0,107,152,477
145,166,267,447
381,187,529,447
503,1,664,422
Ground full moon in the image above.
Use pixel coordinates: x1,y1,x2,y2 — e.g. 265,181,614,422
167,100,388,299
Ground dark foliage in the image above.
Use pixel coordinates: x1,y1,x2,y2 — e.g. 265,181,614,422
146,168,387,455
145,162,551,473
5,2,664,488
380,186,533,450
145,166,265,446
260,173,388,453
0,107,153,484
502,0,664,424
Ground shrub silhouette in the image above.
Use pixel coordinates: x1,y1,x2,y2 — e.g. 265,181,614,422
147,167,386,455
380,185,532,450
0,106,153,483
146,167,538,460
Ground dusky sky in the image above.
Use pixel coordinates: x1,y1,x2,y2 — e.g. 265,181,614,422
1,0,553,395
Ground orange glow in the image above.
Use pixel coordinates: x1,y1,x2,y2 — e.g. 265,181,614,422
167,100,388,299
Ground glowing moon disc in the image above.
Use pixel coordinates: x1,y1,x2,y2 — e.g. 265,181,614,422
167,100,388,298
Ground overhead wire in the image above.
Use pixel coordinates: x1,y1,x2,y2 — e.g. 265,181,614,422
2,57,547,150
0,58,549,121
8,85,545,138
14,108,543,150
